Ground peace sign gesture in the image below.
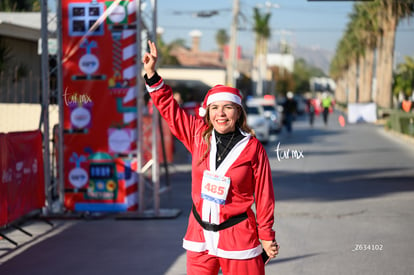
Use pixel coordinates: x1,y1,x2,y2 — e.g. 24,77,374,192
142,40,158,78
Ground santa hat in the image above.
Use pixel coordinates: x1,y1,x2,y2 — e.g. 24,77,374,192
199,85,243,117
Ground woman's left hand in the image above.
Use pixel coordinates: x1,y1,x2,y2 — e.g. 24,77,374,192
262,239,279,259
142,40,157,78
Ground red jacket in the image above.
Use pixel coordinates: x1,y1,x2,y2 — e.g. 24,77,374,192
147,78,275,259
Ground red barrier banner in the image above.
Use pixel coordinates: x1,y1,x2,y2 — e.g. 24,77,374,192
142,115,174,164
61,0,140,211
0,133,8,227
0,131,45,225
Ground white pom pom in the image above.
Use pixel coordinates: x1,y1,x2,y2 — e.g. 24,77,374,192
199,107,206,117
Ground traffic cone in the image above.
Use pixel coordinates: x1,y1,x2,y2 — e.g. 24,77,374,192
339,115,346,127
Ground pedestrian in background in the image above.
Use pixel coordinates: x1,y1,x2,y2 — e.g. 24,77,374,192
142,40,278,275
282,91,297,133
307,97,316,127
321,92,332,126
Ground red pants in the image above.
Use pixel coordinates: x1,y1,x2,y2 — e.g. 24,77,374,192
186,250,265,275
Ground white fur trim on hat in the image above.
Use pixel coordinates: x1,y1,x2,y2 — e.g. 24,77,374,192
206,92,242,106
199,107,207,117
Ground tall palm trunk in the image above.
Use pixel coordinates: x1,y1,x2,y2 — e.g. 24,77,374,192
379,15,397,108
374,32,383,107
361,47,375,102
336,77,347,104
358,54,365,103
348,61,358,103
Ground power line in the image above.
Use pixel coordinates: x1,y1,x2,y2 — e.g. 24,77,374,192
160,25,414,32
241,1,352,14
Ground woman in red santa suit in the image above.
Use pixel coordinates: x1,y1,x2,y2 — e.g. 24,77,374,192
143,40,279,275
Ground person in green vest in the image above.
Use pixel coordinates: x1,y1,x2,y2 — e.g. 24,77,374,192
321,92,332,126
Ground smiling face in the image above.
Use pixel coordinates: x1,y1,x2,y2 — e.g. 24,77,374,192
208,101,240,134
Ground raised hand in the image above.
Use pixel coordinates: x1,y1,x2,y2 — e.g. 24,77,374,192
142,40,158,78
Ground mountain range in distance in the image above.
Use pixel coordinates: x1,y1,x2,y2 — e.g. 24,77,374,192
266,43,333,75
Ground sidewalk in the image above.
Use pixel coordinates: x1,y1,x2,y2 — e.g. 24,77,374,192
0,138,193,275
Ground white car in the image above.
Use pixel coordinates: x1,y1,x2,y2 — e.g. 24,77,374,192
246,96,282,134
262,105,283,133
246,105,270,144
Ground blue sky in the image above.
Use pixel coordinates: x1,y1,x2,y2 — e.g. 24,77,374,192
50,0,413,63
155,0,413,62
157,0,354,52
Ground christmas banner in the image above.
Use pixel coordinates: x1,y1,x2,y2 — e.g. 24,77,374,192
61,0,140,212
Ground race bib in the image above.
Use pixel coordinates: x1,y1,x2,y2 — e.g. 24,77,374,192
201,170,231,205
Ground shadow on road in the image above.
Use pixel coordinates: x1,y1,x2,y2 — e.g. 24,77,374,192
273,167,414,201
267,252,321,266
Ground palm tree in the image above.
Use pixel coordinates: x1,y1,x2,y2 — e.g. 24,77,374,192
155,37,183,66
215,29,229,61
375,0,414,109
0,38,12,73
363,3,380,104
341,19,363,104
330,38,350,105
253,7,271,60
347,42,360,103
0,0,40,73
0,0,39,11
347,10,366,103
252,7,271,96
393,55,414,98
331,11,367,105
331,0,413,109
352,3,379,103
331,6,368,105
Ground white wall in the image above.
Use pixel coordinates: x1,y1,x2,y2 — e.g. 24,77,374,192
0,104,59,134
158,68,226,87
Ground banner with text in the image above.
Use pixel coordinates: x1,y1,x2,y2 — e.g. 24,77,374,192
61,0,140,211
0,130,45,227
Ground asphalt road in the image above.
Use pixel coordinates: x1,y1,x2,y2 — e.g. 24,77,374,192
1,111,413,275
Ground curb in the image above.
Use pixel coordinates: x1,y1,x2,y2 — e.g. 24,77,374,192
384,128,414,146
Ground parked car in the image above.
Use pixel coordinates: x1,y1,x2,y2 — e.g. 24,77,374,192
246,105,271,144
262,105,283,133
246,96,282,133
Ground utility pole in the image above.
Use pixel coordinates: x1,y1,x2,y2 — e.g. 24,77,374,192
226,0,239,87
150,0,161,216
40,0,51,213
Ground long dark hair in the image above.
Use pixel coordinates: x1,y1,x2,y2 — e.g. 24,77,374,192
197,104,255,165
